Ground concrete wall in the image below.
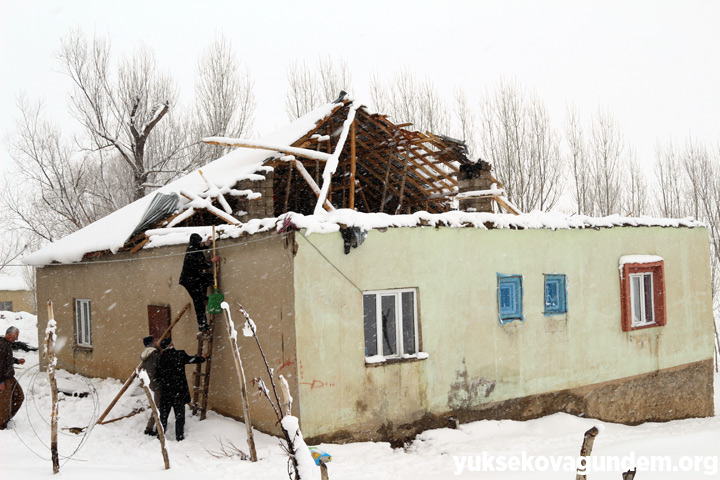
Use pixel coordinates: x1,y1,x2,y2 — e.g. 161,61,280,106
35,232,298,436
0,289,36,314
291,226,715,443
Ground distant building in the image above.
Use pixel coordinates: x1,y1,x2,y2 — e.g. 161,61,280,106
0,273,36,314
26,99,715,444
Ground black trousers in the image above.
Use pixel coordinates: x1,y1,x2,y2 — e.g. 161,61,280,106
159,399,186,441
184,285,208,330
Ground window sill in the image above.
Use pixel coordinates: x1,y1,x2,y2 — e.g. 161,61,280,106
73,345,93,353
499,317,524,324
627,322,660,331
543,311,567,317
365,352,428,367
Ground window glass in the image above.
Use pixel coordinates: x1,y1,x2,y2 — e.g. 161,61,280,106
497,275,523,322
363,294,377,356
401,291,416,354
642,274,654,324
544,274,567,315
381,295,397,356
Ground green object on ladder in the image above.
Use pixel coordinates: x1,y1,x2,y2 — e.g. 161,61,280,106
207,288,224,314
207,225,224,314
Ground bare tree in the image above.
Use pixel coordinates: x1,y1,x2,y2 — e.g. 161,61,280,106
192,34,256,167
317,55,352,105
285,56,352,120
2,96,104,241
653,140,686,218
0,230,24,274
477,80,563,212
623,150,649,216
453,87,477,158
58,30,177,201
368,68,450,134
565,106,592,215
588,107,624,216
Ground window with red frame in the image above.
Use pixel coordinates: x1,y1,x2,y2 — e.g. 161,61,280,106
619,258,666,331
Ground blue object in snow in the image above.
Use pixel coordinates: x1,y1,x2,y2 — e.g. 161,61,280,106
308,447,332,465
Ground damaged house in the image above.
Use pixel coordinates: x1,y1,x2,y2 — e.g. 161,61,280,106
26,98,715,444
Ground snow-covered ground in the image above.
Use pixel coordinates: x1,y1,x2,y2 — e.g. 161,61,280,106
1,311,718,479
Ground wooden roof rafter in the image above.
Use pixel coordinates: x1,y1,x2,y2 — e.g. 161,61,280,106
352,137,440,203
356,110,463,190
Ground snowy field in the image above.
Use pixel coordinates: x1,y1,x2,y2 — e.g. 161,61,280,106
1,311,718,479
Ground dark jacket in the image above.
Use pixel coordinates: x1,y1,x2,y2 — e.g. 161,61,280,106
0,337,17,383
156,347,205,405
179,233,213,291
139,347,161,393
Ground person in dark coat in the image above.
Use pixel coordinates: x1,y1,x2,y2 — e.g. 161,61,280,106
156,337,205,441
140,335,161,435
0,326,25,430
179,233,215,332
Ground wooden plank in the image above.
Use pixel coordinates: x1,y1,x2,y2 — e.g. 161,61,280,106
494,196,521,215
350,119,356,210
354,137,436,198
46,301,60,474
292,160,335,211
138,372,170,469
221,306,258,462
203,139,330,162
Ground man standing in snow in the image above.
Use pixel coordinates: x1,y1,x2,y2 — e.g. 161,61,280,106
140,335,161,436
0,326,26,430
156,337,206,441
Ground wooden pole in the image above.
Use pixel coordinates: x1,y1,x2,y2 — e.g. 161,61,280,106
575,426,599,480
138,369,170,469
97,303,190,424
349,119,356,210
45,301,60,474
319,460,330,480
222,306,258,462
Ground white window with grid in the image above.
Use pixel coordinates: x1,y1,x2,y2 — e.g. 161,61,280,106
363,288,419,362
629,272,655,327
75,299,92,347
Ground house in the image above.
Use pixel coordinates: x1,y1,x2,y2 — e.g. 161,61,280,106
0,273,36,314
25,98,715,445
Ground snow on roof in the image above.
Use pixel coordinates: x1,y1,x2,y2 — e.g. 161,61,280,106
24,102,343,267
0,274,30,291
22,96,705,268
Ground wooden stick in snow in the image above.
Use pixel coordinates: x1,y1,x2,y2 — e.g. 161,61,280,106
221,305,258,462
575,426,599,480
97,303,190,424
137,369,170,469
45,301,60,474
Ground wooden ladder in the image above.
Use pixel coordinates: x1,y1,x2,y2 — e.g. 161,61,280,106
191,314,216,420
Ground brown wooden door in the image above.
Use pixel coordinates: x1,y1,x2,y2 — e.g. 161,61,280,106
148,305,171,339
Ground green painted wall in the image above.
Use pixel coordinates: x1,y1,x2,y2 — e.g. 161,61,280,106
292,226,714,439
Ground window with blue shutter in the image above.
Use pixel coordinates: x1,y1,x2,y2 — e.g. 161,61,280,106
497,274,523,323
544,274,567,315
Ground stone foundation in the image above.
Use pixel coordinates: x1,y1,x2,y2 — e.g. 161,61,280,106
303,359,715,447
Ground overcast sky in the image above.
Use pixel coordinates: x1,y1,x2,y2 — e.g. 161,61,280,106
1,0,719,177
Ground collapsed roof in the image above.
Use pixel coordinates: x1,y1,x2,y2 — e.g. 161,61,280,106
24,98,514,264
25,97,700,267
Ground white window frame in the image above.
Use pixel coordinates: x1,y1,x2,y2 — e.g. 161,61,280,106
75,298,92,347
629,272,655,327
363,288,419,360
